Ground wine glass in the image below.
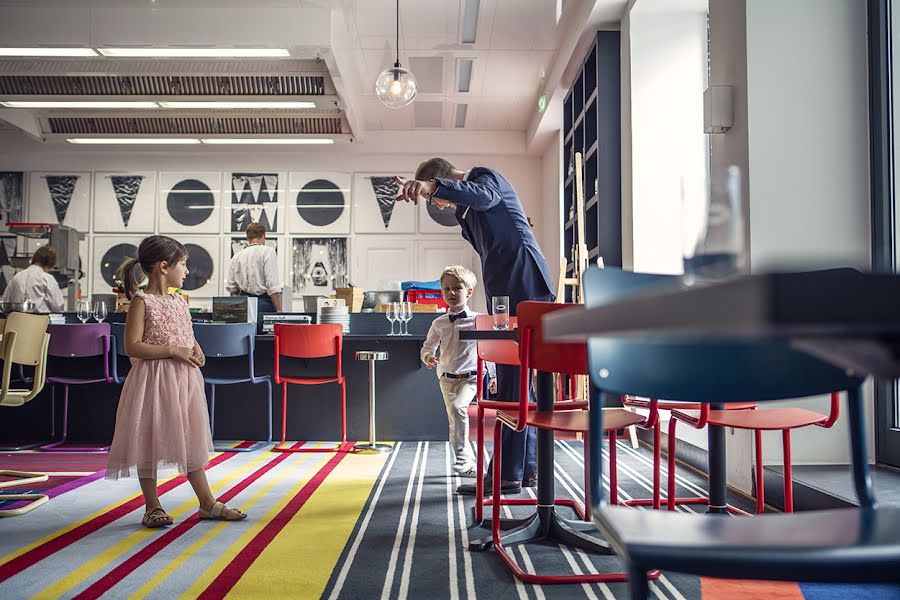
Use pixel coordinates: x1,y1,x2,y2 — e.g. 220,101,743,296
76,301,91,324
402,302,413,335
396,301,408,336
385,302,397,336
92,301,108,324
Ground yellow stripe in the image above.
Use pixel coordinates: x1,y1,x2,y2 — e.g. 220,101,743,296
178,450,336,600
226,448,390,599
31,451,273,600
131,451,320,600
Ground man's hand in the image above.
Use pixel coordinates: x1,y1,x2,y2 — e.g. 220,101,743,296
395,176,437,205
488,379,497,394
424,354,438,369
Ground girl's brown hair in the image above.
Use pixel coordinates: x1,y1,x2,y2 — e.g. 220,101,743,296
117,235,188,299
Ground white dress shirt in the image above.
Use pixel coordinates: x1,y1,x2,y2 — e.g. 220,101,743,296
421,306,494,379
1,264,65,313
225,243,282,296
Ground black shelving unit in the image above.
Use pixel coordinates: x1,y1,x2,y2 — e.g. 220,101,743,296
562,31,621,300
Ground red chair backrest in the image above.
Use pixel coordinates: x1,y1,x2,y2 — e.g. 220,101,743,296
474,314,519,366
274,324,342,359
517,301,587,376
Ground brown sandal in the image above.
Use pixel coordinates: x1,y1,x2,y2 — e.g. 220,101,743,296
142,507,174,528
198,501,247,521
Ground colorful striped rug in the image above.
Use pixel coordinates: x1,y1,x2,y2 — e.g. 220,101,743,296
1,441,898,599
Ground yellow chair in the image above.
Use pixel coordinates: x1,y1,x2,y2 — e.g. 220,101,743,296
0,312,51,516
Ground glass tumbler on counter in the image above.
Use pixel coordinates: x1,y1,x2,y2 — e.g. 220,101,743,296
491,296,510,330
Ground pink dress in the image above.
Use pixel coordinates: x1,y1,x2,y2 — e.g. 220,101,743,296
106,291,213,479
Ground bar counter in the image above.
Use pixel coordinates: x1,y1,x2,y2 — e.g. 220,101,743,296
0,312,452,445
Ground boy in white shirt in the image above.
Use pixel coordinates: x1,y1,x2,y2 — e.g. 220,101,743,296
421,265,492,477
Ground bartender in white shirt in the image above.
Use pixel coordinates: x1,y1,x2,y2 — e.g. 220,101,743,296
1,245,65,313
225,223,283,313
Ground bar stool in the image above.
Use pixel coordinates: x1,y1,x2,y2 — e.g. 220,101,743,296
354,350,391,453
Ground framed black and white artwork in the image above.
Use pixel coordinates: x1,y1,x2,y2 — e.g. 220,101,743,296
230,172,283,234
418,195,461,234
92,236,144,295
291,237,348,295
352,173,415,234
179,236,220,298
288,172,350,235
28,172,91,233
93,171,157,233
229,236,277,257
0,172,25,233
157,172,222,234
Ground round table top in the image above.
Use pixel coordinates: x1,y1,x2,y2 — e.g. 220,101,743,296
355,350,389,361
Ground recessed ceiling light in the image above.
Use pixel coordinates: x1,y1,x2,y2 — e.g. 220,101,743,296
0,47,98,57
454,104,468,128
158,101,315,109
200,138,334,144
67,138,201,144
2,101,159,109
96,48,290,58
461,0,480,44
457,59,474,92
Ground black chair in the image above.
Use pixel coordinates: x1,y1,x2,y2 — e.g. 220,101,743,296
580,267,900,599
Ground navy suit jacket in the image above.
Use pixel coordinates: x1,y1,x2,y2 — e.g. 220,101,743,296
434,167,555,312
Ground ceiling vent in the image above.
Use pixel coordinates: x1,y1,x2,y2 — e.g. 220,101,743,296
47,116,343,136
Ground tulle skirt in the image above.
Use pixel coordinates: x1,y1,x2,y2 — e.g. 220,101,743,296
106,358,213,480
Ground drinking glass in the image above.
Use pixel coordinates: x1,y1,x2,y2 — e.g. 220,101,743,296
92,301,108,323
76,301,91,324
401,302,412,335
386,302,398,336
491,296,510,330
681,165,745,286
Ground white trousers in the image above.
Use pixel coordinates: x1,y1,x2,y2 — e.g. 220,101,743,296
439,376,477,466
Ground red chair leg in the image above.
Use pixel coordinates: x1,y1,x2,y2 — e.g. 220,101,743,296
783,429,793,512
755,429,765,513
280,383,288,446
667,417,678,511
476,405,485,523
653,419,661,509
609,429,618,505
340,380,347,444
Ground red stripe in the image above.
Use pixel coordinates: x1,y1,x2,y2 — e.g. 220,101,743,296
197,442,353,599
73,451,292,600
0,452,234,583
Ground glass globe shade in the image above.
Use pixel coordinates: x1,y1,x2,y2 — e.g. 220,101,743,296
375,66,417,109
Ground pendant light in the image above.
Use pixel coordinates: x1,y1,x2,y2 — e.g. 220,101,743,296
375,0,417,108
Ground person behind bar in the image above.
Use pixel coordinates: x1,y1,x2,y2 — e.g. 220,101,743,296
421,265,495,478
1,245,65,313
397,158,556,496
225,223,282,313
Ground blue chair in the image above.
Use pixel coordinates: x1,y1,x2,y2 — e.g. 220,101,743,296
581,267,900,599
192,322,272,452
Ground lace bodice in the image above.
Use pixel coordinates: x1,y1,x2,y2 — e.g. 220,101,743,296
136,291,195,348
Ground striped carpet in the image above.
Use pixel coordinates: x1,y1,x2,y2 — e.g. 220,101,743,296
1,441,899,599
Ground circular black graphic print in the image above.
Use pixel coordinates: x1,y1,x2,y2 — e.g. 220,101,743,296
167,179,215,226
296,179,344,226
427,201,458,227
100,243,138,289
183,243,213,291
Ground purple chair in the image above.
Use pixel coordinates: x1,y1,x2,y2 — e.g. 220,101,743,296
39,323,113,452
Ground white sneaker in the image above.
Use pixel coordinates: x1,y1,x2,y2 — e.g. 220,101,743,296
454,463,478,477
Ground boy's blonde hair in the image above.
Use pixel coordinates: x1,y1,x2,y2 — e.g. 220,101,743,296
440,265,477,290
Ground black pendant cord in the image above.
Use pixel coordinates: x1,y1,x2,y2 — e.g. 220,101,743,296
394,0,400,68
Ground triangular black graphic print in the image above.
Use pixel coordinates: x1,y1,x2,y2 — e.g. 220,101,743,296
45,175,79,224
110,175,144,228
370,176,399,229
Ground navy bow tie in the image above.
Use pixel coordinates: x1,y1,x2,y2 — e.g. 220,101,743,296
448,311,467,323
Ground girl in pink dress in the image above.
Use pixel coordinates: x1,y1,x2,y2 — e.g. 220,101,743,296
106,235,247,528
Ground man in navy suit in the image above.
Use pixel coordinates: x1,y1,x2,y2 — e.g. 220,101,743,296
398,158,556,496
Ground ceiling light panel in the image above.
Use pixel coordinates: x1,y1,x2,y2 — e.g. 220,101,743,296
158,101,316,109
67,138,200,144
0,48,98,57
457,59,474,92
461,0,480,44
1,101,159,109
200,138,334,144
454,104,468,128
96,48,290,58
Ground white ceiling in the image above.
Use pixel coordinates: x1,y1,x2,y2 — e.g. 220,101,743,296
0,0,633,149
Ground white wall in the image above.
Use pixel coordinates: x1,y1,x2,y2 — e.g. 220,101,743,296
708,0,873,489
0,131,547,314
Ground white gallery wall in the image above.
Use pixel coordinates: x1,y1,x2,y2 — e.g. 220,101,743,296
0,132,547,314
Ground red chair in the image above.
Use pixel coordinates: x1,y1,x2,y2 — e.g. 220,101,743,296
620,396,757,511
272,324,346,453
473,315,588,524
491,301,659,584
668,392,841,513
